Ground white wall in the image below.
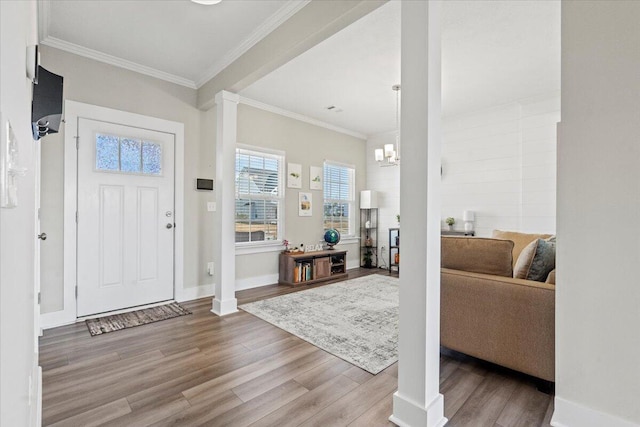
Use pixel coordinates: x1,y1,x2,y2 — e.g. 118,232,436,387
39,46,210,314
0,0,40,425
366,95,559,252
234,103,367,287
366,131,400,268
442,95,558,236
554,2,640,426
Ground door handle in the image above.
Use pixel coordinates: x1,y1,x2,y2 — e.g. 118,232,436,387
38,232,47,240
166,223,173,229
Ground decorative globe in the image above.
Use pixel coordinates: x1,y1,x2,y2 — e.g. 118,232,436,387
324,228,341,250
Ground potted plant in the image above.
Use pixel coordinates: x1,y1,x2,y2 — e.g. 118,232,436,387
396,214,400,226
363,250,374,268
446,217,455,230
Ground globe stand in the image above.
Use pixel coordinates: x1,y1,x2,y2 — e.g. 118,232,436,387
323,228,341,251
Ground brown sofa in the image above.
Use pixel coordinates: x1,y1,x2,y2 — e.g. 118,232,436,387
440,234,555,382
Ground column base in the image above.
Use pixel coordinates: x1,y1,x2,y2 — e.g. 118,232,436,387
211,297,238,316
389,391,447,427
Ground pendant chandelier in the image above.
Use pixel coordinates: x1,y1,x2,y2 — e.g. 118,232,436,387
375,84,401,166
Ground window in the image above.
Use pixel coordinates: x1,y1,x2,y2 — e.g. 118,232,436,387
323,161,355,236
95,133,162,175
235,147,284,244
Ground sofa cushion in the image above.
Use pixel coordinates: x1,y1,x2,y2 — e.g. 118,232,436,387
545,269,556,285
441,237,514,277
514,238,556,282
492,230,554,268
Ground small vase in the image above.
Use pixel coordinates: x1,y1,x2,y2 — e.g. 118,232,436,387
448,225,454,231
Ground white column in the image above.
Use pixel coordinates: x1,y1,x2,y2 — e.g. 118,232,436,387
390,2,445,427
212,90,239,316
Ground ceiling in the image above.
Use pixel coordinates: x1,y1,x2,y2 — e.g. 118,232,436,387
40,0,560,137
40,0,307,88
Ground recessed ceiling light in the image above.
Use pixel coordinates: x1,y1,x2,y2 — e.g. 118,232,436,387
191,0,222,5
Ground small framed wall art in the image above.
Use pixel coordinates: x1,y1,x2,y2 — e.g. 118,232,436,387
287,163,302,188
309,166,322,190
298,192,312,216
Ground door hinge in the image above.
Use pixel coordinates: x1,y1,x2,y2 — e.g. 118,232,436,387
75,286,78,298
37,292,41,305
74,135,79,149
76,211,78,223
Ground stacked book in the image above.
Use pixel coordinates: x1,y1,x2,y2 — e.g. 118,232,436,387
293,262,313,283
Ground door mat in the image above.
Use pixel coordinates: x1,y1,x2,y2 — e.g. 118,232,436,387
85,302,191,336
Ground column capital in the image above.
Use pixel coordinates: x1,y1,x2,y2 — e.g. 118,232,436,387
214,90,240,106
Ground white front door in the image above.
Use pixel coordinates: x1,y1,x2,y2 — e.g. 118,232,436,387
77,118,175,316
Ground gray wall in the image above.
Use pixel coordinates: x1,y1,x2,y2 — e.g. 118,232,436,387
39,46,211,313
235,103,366,285
39,47,367,312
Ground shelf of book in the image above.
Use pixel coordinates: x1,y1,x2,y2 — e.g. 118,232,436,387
278,250,348,286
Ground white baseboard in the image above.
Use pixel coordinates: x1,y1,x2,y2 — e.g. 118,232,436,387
235,274,279,291
552,396,640,427
212,297,238,316
41,284,215,330
234,266,370,293
30,362,42,427
40,309,76,330
389,391,447,427
176,283,215,302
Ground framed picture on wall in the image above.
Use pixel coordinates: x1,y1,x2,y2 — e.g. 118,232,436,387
309,166,322,190
287,163,302,188
298,192,312,216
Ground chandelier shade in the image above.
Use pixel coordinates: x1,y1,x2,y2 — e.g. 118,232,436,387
374,84,401,167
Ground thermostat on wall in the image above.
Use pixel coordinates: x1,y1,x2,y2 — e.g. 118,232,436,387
196,178,214,191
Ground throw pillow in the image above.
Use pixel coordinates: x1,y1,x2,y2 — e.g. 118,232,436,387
492,230,554,268
514,238,556,282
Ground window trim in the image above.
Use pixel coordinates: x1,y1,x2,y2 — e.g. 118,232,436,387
323,160,356,238
234,144,285,248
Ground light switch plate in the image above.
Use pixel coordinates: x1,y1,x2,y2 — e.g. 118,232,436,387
207,202,216,212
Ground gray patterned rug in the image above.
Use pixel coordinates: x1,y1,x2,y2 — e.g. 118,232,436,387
240,275,399,374
85,302,191,336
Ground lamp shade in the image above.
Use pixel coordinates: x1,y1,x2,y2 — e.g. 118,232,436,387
360,190,378,209
374,148,384,162
463,210,475,222
384,144,394,158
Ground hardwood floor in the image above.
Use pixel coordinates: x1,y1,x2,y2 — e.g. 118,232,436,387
39,269,553,426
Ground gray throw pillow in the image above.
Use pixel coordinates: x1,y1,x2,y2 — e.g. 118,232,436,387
514,238,556,282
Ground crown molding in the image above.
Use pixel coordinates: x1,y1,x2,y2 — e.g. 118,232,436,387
194,0,312,88
38,0,196,89
239,96,367,140
40,36,197,89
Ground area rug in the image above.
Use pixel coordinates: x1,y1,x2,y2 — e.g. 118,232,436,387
240,275,399,374
85,302,191,336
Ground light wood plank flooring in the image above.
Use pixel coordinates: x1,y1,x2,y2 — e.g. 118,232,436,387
40,269,554,426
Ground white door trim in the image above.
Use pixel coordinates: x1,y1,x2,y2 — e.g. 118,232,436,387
41,100,184,328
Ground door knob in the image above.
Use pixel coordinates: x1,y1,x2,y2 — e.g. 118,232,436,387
166,223,173,229
38,232,47,240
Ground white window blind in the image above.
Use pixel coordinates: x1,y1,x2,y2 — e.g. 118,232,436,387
235,147,284,244
323,161,355,236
